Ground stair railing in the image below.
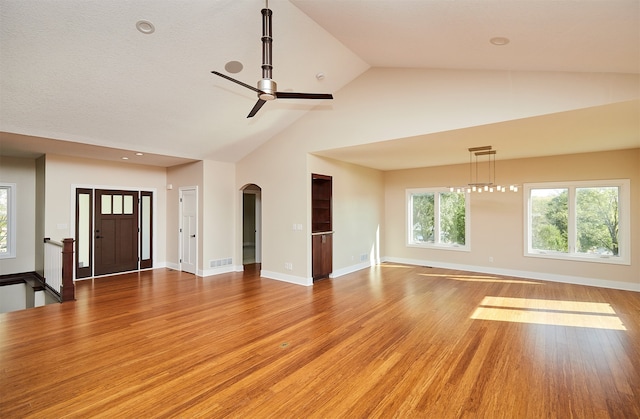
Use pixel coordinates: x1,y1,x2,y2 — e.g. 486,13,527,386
43,238,75,302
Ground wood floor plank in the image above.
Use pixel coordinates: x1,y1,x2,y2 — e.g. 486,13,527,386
1,264,639,418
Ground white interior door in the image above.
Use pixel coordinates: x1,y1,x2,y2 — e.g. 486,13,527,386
179,187,197,274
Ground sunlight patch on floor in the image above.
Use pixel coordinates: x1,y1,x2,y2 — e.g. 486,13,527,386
379,264,414,269
471,296,626,330
419,273,541,285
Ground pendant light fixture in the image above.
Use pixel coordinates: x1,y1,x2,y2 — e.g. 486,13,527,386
449,146,519,194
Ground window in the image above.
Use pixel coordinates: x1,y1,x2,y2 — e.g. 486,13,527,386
407,188,469,250
525,180,630,265
0,183,16,259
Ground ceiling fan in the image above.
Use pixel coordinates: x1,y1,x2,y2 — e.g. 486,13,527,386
211,1,333,118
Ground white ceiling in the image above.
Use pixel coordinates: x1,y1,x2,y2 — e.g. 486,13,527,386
294,0,639,73
1,0,638,168
313,100,640,171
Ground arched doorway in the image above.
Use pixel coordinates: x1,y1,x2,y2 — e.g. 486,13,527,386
242,184,262,267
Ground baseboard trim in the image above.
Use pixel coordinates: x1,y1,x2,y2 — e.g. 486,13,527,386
261,270,313,286
200,265,236,277
121,259,639,292
383,256,640,292
331,261,371,279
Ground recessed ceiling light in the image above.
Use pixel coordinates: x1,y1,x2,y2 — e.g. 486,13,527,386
121,157,129,160
135,152,144,156
136,20,155,35
316,72,325,80
225,61,244,74
490,37,510,46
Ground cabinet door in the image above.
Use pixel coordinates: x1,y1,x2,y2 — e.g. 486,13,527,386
322,233,333,277
312,233,332,280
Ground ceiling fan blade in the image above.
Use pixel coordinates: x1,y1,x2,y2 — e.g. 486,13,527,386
247,99,267,118
211,71,263,94
275,92,333,100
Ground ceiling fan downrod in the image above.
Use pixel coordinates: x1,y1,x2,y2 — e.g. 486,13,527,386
258,7,277,100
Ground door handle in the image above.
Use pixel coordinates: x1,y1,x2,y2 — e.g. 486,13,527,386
190,234,196,238
96,235,103,239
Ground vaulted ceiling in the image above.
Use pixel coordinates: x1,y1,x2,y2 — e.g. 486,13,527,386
1,0,638,168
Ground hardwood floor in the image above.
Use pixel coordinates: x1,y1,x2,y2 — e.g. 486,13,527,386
1,264,639,418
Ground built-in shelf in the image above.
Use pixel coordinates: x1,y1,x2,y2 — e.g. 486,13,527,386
312,173,332,280
311,174,332,234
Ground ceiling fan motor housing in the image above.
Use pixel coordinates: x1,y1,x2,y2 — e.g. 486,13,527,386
258,78,277,100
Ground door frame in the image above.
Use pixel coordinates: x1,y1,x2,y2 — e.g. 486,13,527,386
75,188,93,279
178,186,198,274
241,185,262,266
242,186,262,264
72,185,156,279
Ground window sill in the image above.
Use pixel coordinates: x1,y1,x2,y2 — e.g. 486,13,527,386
525,251,630,266
407,243,470,252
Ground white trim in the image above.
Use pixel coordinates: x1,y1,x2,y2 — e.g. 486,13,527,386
0,183,17,259
165,262,180,271
330,260,372,278
406,243,471,252
178,186,198,275
383,256,640,292
201,265,236,277
261,270,313,286
242,188,262,264
523,179,630,266
406,187,470,251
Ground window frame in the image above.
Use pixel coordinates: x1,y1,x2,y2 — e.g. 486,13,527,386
406,187,471,251
0,183,17,259
524,179,630,265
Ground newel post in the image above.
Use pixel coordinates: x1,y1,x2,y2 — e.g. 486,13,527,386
61,238,75,302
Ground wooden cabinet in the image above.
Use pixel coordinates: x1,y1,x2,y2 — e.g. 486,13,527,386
312,174,332,280
312,233,332,280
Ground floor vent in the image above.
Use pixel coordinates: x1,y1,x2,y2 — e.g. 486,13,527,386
210,258,233,268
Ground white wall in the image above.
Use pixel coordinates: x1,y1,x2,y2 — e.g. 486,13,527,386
236,67,639,286
35,156,45,275
0,154,236,279
167,161,203,270
43,154,168,268
0,156,36,275
0,283,27,313
303,68,639,153
236,134,310,283
384,149,640,290
308,155,385,278
236,140,384,285
166,160,237,275
5,68,637,289
202,160,236,275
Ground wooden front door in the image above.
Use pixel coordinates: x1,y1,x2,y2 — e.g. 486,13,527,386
94,190,139,276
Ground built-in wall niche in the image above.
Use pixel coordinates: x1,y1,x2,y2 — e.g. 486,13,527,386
311,174,332,281
311,174,332,233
